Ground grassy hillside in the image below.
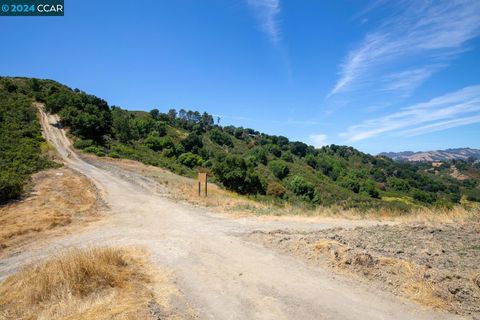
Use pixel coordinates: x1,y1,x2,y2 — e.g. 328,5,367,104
1,77,479,211
0,78,55,203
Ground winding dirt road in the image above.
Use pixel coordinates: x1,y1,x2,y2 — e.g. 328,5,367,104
0,107,463,319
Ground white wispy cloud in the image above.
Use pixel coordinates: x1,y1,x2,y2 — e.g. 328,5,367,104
341,85,480,142
309,133,328,147
381,67,439,97
246,0,281,45
329,0,480,97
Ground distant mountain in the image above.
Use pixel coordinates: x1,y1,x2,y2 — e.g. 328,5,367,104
379,148,480,162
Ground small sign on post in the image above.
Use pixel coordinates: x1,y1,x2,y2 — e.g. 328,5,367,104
198,172,208,197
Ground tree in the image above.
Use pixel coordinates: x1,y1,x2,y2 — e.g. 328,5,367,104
182,132,203,153
209,128,233,147
167,108,177,123
212,155,264,194
290,141,309,157
150,108,160,119
111,107,137,143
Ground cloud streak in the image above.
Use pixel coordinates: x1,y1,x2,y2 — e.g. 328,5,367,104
246,0,281,45
341,85,480,142
309,134,328,147
329,0,480,97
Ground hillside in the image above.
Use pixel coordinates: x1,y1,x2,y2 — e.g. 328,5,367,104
0,78,55,203
1,77,479,211
380,148,480,162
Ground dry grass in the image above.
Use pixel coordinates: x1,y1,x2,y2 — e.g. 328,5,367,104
0,168,101,256
0,247,180,320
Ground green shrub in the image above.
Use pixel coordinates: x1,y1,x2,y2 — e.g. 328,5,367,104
305,154,317,169
144,135,174,152
466,189,480,202
412,190,436,204
83,146,105,157
360,179,380,198
209,128,233,147
178,152,204,168
0,172,25,203
73,139,95,150
288,176,315,200
212,155,265,194
281,151,294,163
386,177,411,193
338,174,360,193
268,160,289,180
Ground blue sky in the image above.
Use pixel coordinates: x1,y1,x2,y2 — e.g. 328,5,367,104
1,0,480,154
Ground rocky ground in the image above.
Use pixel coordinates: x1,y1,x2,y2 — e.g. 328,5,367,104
246,222,480,318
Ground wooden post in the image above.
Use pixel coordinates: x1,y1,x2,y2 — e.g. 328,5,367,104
198,172,208,197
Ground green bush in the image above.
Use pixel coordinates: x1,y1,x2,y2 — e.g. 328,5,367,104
466,189,480,202
412,190,436,204
73,139,95,150
213,155,264,194
268,160,289,180
360,180,380,198
288,176,315,200
209,128,233,147
109,151,120,158
178,152,204,168
386,177,411,193
144,135,175,152
83,146,106,157
0,172,24,203
338,174,360,193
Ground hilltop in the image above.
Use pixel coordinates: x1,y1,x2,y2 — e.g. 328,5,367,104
380,148,480,162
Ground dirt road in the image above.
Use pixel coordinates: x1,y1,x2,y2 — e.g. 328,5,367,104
0,108,463,319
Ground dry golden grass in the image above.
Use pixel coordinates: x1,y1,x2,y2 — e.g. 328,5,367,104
377,257,447,309
0,247,179,320
0,168,101,256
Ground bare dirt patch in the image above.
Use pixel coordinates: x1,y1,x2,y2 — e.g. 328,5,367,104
0,167,103,257
0,246,195,320
246,223,480,318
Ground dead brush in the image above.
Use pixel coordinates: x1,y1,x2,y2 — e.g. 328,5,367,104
0,247,154,320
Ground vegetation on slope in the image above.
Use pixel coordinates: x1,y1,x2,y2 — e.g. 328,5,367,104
0,78,55,203
1,77,479,211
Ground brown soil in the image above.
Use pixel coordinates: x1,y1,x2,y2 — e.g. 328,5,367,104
246,222,480,318
0,167,103,257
